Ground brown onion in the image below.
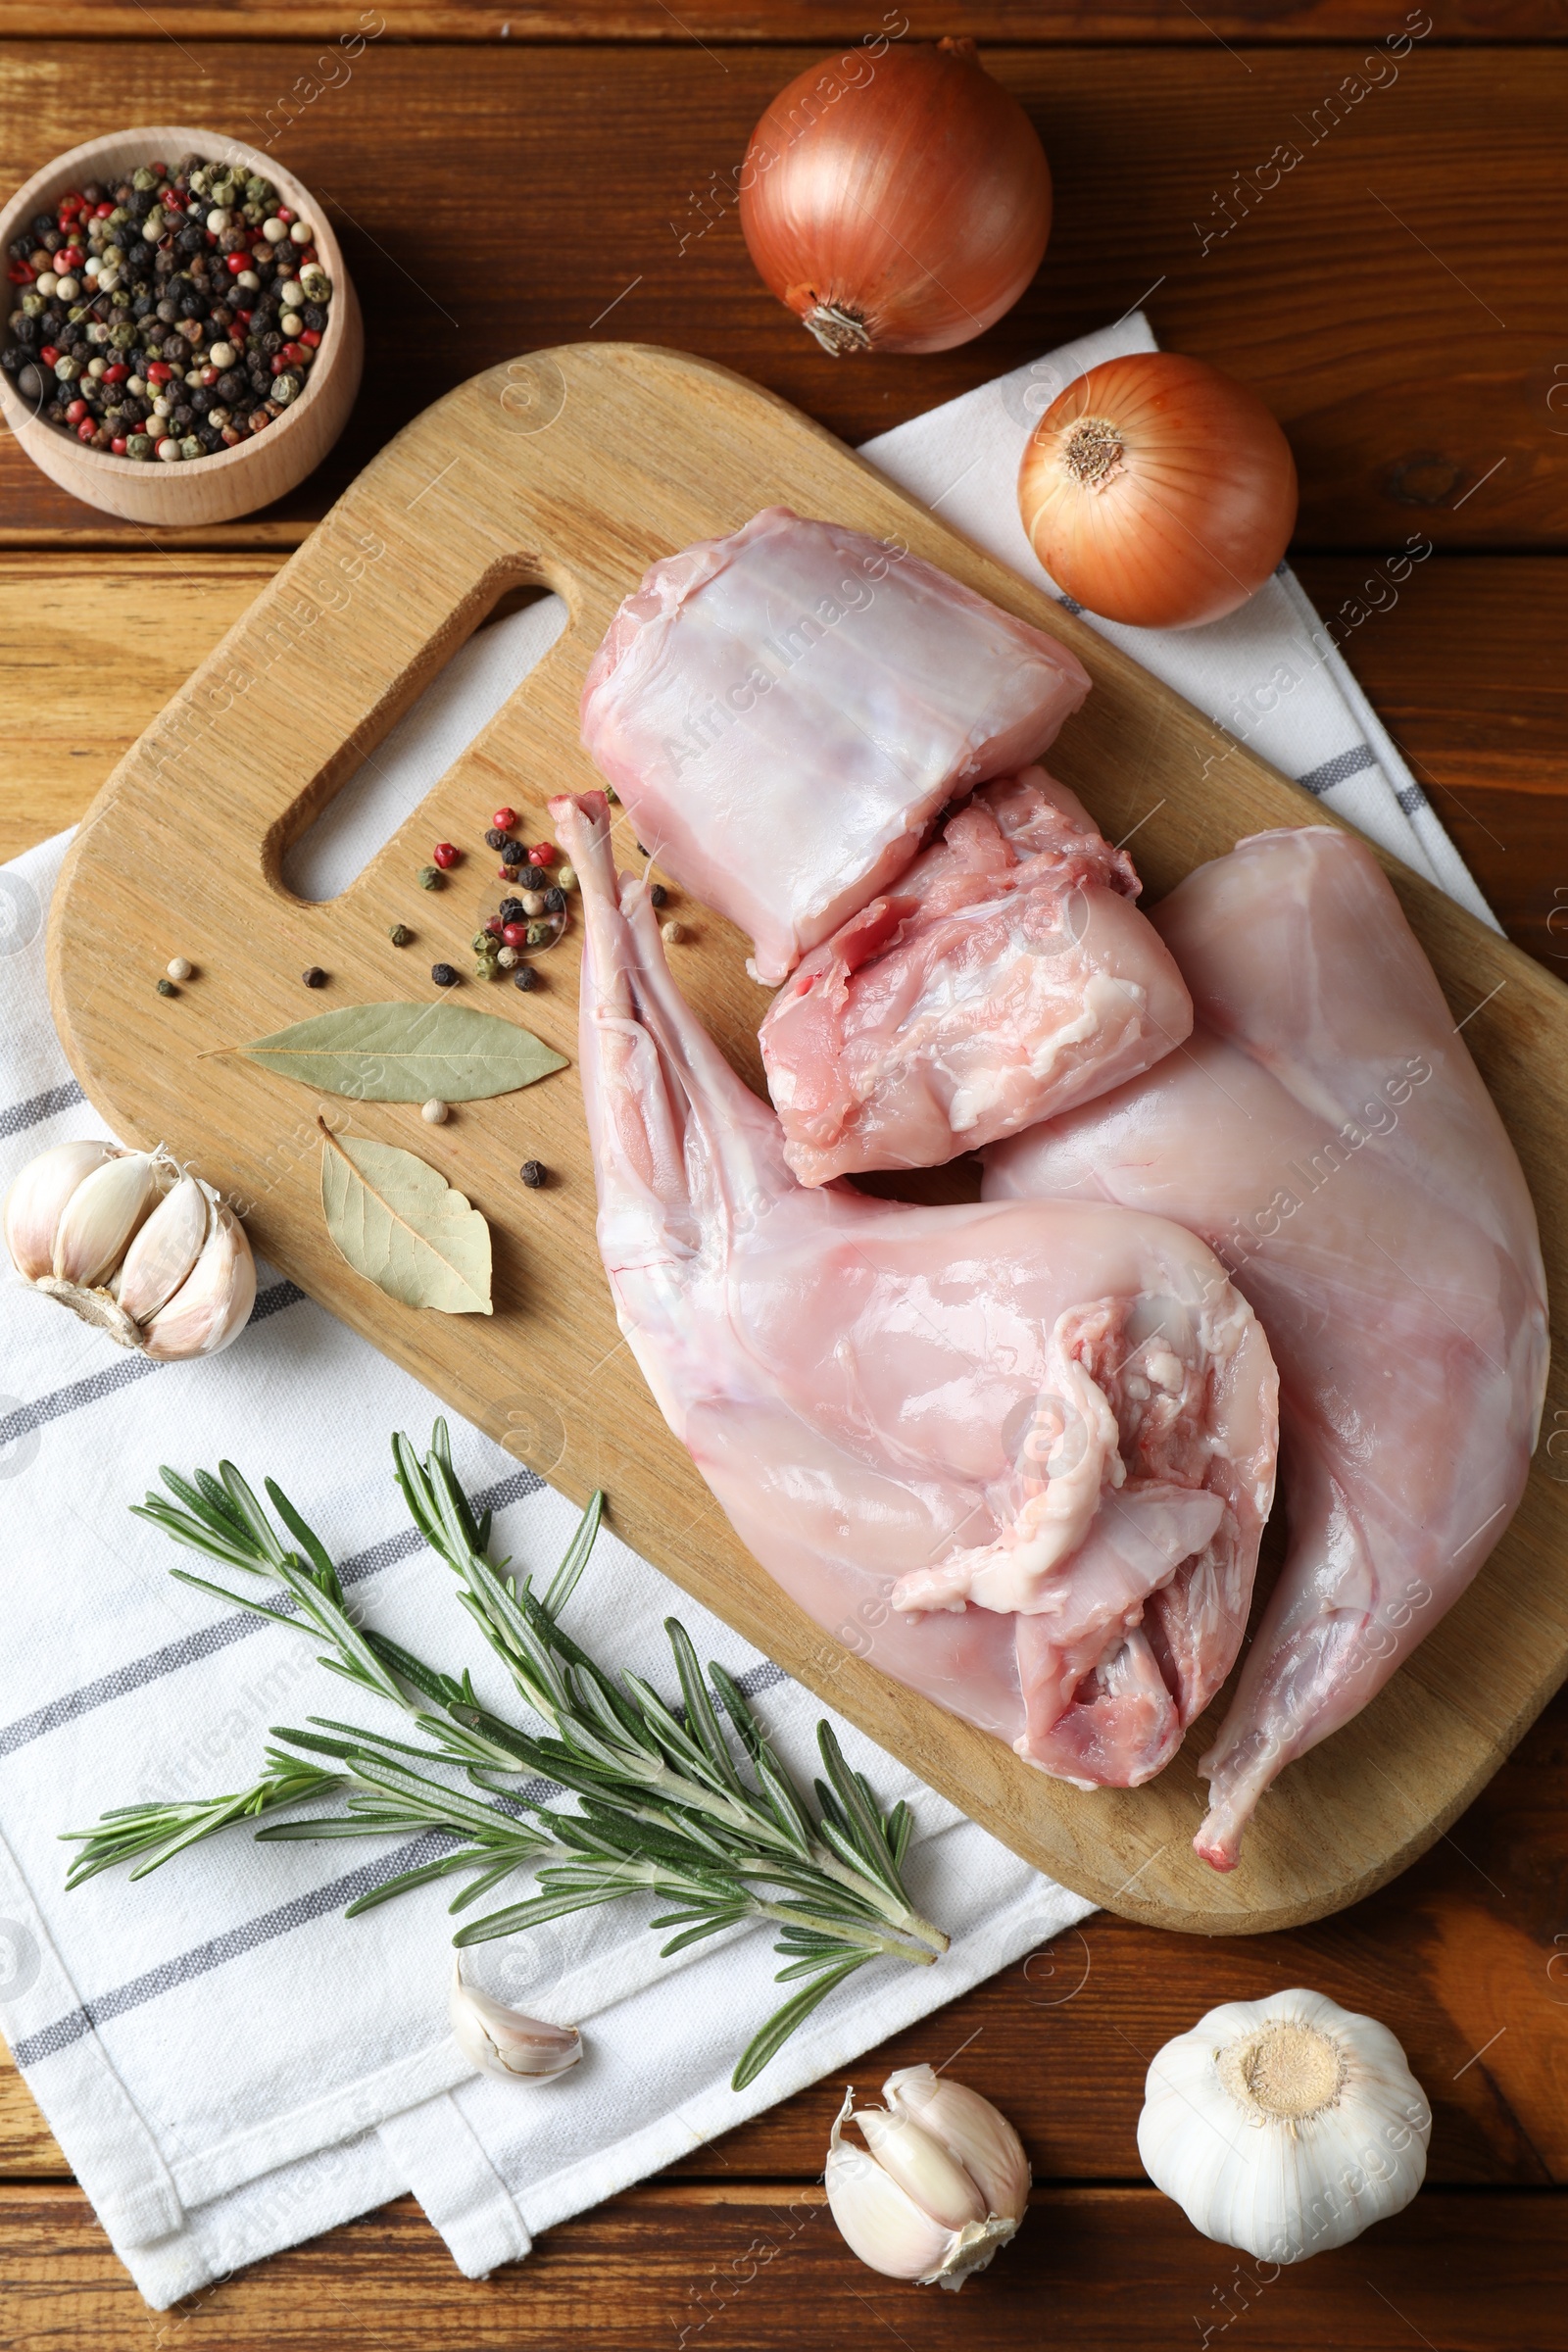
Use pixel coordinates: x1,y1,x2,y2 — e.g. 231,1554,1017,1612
1017,353,1298,630
739,39,1052,357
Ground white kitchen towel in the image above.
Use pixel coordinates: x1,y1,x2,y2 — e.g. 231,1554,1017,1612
0,319,1489,2312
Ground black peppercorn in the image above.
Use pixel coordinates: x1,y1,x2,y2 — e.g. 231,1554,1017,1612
520,1160,547,1189
483,828,510,853
649,883,668,908
431,962,460,988
499,897,525,925
544,886,565,914
513,964,538,993
302,303,326,331
302,965,327,988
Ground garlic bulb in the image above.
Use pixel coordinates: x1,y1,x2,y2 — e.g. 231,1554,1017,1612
4,1141,256,1362
825,2064,1030,2290
449,1959,582,2082
1139,1987,1431,2264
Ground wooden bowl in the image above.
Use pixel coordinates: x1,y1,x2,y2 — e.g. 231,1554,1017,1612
0,125,363,525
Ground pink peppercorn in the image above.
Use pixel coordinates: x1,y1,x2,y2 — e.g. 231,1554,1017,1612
501,922,528,949
493,806,516,830
527,843,557,868
432,842,461,869
484,914,505,937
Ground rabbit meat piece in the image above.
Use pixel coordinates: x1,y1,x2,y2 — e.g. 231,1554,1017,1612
551,789,1278,1791
986,826,1549,1865
759,766,1193,1185
578,507,1092,984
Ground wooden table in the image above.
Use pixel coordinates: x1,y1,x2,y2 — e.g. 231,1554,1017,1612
3,8,1567,2344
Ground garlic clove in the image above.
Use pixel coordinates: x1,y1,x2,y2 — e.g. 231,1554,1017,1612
856,2102,988,2231
140,1204,256,1360
52,1150,164,1288
4,1139,117,1281
449,1960,581,2080
116,1174,210,1324
884,2063,1031,2226
825,2089,960,2283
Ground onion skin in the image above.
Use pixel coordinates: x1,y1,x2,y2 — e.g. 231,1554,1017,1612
740,40,1052,357
1017,353,1298,630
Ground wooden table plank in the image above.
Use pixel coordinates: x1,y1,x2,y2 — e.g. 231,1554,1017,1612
1,550,1561,946
2,2180,1565,2349
6,4,1558,42
2,46,1565,549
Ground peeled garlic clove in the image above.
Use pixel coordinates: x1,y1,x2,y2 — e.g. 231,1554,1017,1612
884,2063,1031,2226
3,1139,116,1280
140,1204,256,1361
825,2090,960,2283
1138,1987,1432,2265
449,1961,581,2080
857,2102,988,2230
116,1174,210,1324
52,1150,164,1288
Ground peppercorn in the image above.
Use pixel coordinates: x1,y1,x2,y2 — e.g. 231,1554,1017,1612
431,962,459,988
501,921,528,949
528,843,557,868
513,964,538,992
432,841,460,869
499,864,519,881
544,887,566,915
156,976,177,997
520,1160,547,1189
492,806,517,830
483,828,511,853
166,956,193,981
421,1099,449,1124
499,897,526,925
417,864,444,890
302,965,326,988
389,922,413,946
649,883,668,908
525,920,553,948
662,920,684,946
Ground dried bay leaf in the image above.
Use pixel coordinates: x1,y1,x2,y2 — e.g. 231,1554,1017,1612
318,1121,492,1315
240,1003,567,1102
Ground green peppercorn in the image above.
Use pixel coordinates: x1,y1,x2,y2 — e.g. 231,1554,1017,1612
417,864,444,891
388,922,413,947
525,920,552,948
156,976,176,997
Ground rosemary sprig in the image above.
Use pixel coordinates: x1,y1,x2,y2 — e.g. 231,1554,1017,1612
64,1425,947,2089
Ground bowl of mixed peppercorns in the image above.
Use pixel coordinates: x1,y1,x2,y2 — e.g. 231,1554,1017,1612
0,125,362,523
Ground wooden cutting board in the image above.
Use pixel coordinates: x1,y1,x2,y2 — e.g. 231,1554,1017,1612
47,343,1568,1936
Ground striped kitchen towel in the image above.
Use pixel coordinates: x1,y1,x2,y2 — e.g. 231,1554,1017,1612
0,320,1489,2311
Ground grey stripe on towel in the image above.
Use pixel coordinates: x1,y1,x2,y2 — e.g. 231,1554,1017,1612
12,1831,462,2066
1297,743,1379,797
0,1079,85,1141
0,1280,307,1451
0,1463,544,1761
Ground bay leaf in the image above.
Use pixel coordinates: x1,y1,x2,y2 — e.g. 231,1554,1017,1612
318,1121,492,1315
240,1003,566,1102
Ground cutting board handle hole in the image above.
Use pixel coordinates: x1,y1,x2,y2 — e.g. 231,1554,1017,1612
282,583,567,902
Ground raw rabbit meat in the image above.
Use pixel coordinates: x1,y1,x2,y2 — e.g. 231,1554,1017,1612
759,766,1193,1185
550,789,1278,1789
578,507,1092,983
985,826,1548,1865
